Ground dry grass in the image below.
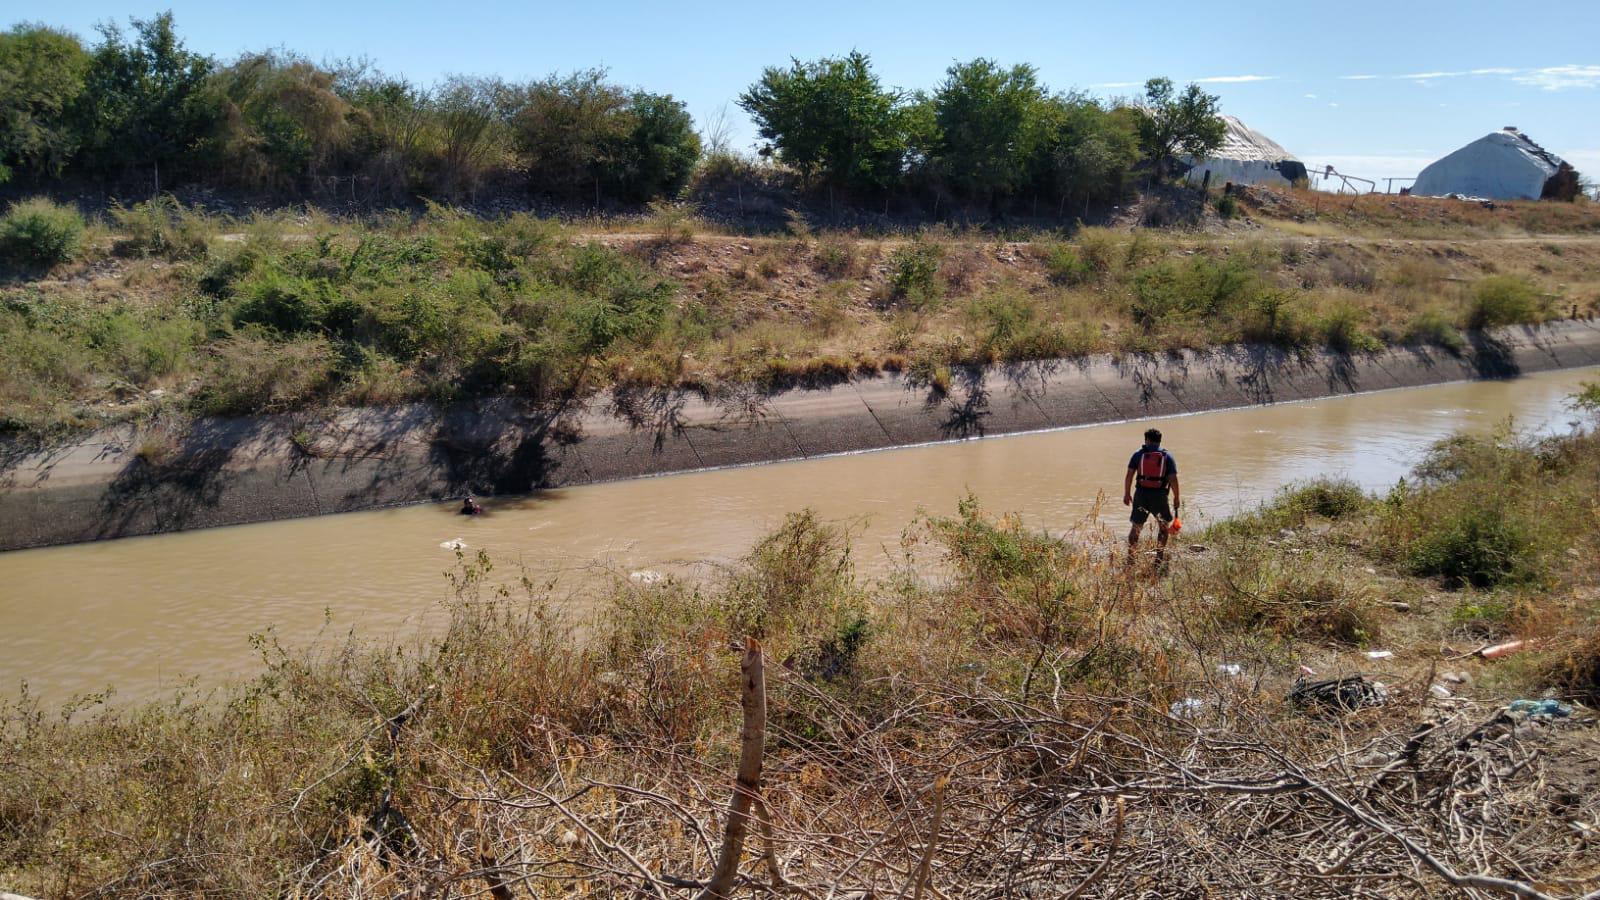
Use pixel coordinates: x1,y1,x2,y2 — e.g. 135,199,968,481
4,426,1600,897
1244,186,1600,239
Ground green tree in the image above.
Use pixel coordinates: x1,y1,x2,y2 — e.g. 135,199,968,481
75,13,222,187
1136,77,1225,179
739,51,906,194
510,69,631,202
604,91,701,202
1032,95,1141,216
429,75,512,199
213,53,352,189
929,59,1049,205
0,24,91,180
342,72,431,198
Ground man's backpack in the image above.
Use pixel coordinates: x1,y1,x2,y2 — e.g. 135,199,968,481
1136,450,1169,490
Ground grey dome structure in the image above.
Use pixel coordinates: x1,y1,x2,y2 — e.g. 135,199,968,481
1414,129,1574,200
1181,115,1307,189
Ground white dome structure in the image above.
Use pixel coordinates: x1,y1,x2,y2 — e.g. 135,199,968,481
1181,115,1306,189
1414,129,1571,200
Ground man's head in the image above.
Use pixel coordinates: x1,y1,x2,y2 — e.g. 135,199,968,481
1144,428,1162,446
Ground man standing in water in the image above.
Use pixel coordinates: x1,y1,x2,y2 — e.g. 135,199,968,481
1123,427,1180,565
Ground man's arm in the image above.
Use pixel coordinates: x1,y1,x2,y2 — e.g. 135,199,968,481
1123,468,1135,505
1169,473,1181,511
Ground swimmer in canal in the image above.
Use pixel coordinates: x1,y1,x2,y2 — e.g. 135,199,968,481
1123,427,1180,567
460,495,483,516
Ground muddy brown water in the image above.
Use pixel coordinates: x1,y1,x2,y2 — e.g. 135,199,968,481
2,367,1595,703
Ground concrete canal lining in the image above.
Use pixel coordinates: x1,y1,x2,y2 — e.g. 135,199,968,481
3,320,1598,552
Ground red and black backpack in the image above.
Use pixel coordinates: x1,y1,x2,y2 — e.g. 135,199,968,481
1136,449,1169,490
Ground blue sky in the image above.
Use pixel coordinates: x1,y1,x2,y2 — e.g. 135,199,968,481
19,0,1600,185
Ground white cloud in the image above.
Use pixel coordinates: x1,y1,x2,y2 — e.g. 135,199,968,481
1511,65,1600,90
1193,74,1276,83
1303,93,1318,99
1336,65,1599,90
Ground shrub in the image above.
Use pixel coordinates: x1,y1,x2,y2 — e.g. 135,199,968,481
1214,194,1238,219
110,196,215,261
194,334,335,416
813,233,858,278
1404,309,1465,352
1130,256,1256,330
718,509,862,643
84,307,203,383
906,349,953,396
1466,275,1544,329
1449,596,1519,638
1197,549,1380,645
1210,478,1368,538
885,240,944,308
232,269,339,335
1073,228,1121,276
1287,479,1369,519
644,200,696,244
1318,301,1382,353
1239,290,1309,346
1407,503,1535,588
927,494,1102,650
0,198,85,269
1571,381,1600,421
1040,243,1093,285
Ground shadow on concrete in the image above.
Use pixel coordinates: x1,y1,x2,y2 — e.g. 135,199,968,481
427,404,569,497
936,367,992,439
1225,344,1311,405
1115,350,1193,414
1324,351,1363,394
97,418,271,538
1467,332,1519,379
609,385,690,452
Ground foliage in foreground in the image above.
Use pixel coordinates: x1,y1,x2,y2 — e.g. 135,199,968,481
3,428,1599,896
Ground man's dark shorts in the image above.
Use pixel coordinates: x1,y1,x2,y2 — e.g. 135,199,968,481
1130,487,1173,526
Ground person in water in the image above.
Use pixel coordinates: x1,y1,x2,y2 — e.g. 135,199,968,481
460,495,483,516
1123,427,1180,564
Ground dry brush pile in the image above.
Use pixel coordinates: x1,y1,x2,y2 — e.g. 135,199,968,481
4,431,1600,898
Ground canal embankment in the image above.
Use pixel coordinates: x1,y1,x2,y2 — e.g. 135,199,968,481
3,319,1598,551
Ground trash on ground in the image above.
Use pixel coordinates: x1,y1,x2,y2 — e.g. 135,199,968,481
439,538,467,550
1442,671,1472,685
1366,650,1394,660
1169,697,1206,719
1298,664,1318,677
1216,663,1243,677
629,570,664,585
1429,683,1453,699
1290,675,1385,712
1508,699,1571,718
1388,601,1412,613
1481,639,1527,660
